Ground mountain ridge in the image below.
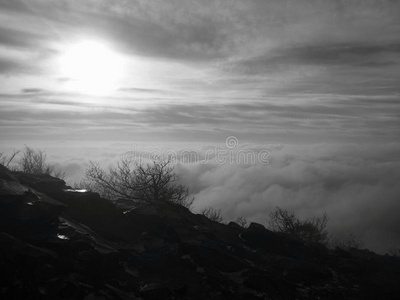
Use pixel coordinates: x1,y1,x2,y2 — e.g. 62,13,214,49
0,164,399,299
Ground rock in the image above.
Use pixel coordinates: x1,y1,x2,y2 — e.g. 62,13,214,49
0,164,17,181
0,165,399,299
0,232,57,259
139,282,171,299
113,197,137,212
0,179,30,195
13,172,67,195
243,271,296,300
227,221,244,231
241,222,280,250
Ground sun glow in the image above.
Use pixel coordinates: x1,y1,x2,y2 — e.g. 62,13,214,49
58,40,124,95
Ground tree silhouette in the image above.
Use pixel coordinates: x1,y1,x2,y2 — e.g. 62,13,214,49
85,156,193,208
268,207,328,244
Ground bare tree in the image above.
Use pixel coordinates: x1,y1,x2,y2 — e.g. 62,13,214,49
1,146,66,179
16,146,66,179
330,232,364,250
85,156,193,208
0,149,20,168
388,248,400,257
51,168,67,180
235,216,248,228
19,146,48,174
268,207,328,244
200,206,224,222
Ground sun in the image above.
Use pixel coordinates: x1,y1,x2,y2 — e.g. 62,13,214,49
58,40,124,95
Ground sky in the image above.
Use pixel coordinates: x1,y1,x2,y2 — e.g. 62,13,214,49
0,0,400,253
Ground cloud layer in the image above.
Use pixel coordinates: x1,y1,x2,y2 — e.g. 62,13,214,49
176,143,400,254
1,140,399,253
0,0,399,143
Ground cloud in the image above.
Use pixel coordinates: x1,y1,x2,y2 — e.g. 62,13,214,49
119,87,165,94
0,90,399,144
0,0,30,13
0,58,25,74
1,0,400,99
21,88,45,94
235,43,400,74
0,0,230,62
175,142,400,253
2,139,399,254
3,0,399,63
0,26,50,50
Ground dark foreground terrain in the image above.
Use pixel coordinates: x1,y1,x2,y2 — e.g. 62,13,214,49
1,164,399,299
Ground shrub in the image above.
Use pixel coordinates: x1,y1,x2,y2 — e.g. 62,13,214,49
330,232,364,250
1,146,65,179
85,155,193,208
388,248,400,257
19,146,51,174
0,149,19,168
235,216,248,228
17,146,66,179
268,207,328,244
200,207,224,222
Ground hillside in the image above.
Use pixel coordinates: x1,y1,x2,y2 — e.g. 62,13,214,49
0,164,399,299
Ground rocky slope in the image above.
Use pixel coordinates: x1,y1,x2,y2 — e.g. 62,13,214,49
0,164,399,299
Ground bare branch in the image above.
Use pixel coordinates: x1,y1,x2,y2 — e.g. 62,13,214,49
4,146,66,179
84,156,193,208
235,216,248,228
268,207,328,244
200,207,223,222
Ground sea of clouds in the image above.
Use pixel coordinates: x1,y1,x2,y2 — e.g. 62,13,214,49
2,141,399,254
